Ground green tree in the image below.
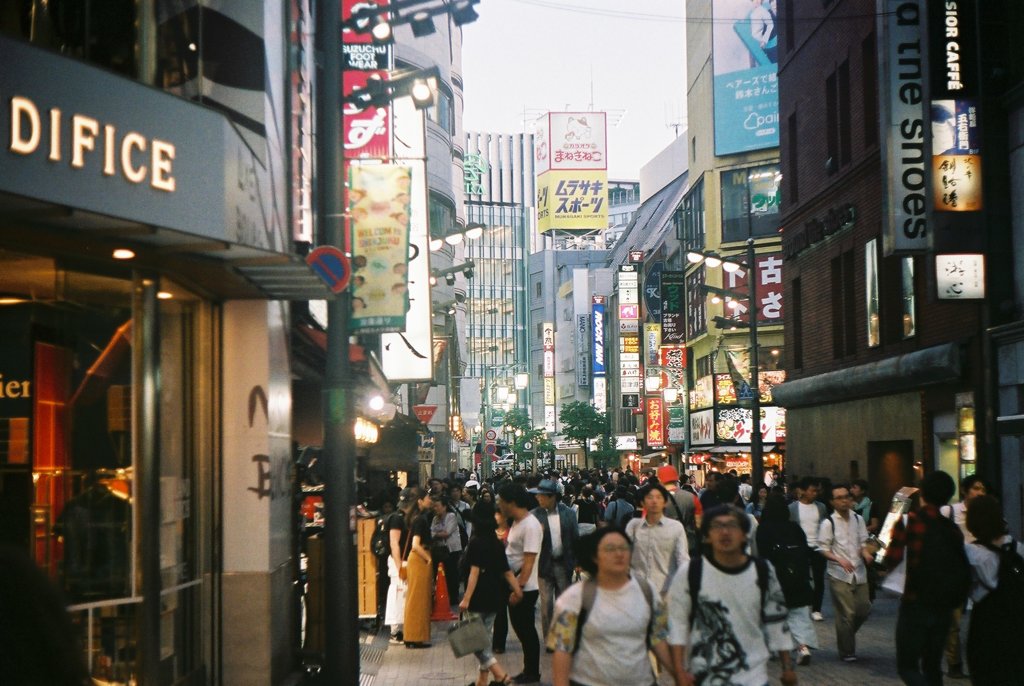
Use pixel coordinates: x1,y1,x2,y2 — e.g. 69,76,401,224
502,408,553,472
590,433,620,469
558,401,609,468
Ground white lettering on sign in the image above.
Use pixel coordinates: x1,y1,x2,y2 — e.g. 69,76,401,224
9,96,176,192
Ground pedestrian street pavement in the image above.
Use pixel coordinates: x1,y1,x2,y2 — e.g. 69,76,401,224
363,592,960,686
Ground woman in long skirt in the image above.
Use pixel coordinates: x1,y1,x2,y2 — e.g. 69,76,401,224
403,487,436,648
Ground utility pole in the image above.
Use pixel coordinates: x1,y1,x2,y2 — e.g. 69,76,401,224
318,1,359,683
746,238,764,492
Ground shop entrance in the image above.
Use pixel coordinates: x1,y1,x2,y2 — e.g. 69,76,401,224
867,440,915,506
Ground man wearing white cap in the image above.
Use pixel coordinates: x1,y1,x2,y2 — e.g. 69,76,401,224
529,478,578,639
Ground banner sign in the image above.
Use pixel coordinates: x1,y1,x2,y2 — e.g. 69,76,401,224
543,322,555,375
936,253,985,299
540,112,608,171
928,0,981,213
722,253,784,324
715,406,787,445
646,397,665,448
576,315,590,388
382,99,433,381
349,165,411,332
877,0,928,254
687,267,707,339
644,261,664,320
668,405,686,444
644,323,662,367
712,0,779,155
690,409,715,447
593,376,607,413
412,405,437,424
690,375,714,411
660,345,687,390
536,170,608,233
661,271,686,344
592,299,606,376
544,405,556,433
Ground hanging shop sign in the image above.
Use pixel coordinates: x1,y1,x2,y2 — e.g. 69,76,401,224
348,165,412,333
721,253,784,325
646,397,665,448
667,405,686,445
644,324,662,367
576,314,590,388
877,0,929,254
715,406,787,445
660,271,686,344
690,409,715,448
644,261,664,319
936,253,985,299
592,298,606,376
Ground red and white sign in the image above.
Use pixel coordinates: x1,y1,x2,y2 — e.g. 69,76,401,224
646,397,665,447
413,405,438,424
723,253,784,324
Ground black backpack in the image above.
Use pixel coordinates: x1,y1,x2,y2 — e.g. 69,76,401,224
966,540,1024,683
911,513,971,608
764,540,812,608
370,517,390,558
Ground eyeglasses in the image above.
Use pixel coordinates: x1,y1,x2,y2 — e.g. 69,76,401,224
598,544,631,554
709,520,742,531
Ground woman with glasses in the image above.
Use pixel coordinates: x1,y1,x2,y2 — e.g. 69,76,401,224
546,528,675,686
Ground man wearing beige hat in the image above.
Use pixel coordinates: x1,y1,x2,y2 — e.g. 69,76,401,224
529,478,578,640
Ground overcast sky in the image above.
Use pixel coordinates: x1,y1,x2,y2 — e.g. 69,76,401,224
462,0,688,180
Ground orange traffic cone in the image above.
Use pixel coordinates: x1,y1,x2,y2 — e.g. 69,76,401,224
431,562,459,621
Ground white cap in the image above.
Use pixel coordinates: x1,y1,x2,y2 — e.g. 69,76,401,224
464,479,480,490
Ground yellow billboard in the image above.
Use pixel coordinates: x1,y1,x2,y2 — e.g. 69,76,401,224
536,170,608,233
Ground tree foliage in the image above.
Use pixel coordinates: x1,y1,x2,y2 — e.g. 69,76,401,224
558,401,609,468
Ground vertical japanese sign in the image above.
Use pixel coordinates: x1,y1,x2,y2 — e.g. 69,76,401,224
543,321,556,432
644,324,662,367
535,112,609,233
722,253,784,325
341,0,390,160
686,267,707,340
576,314,590,388
592,297,607,413
929,0,981,212
661,271,686,344
618,265,641,407
381,98,433,380
646,397,665,448
712,0,779,155
349,165,412,333
877,0,928,254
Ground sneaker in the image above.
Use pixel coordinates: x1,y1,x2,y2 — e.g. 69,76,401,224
841,655,858,663
797,645,811,666
811,611,824,621
389,632,404,645
510,673,540,685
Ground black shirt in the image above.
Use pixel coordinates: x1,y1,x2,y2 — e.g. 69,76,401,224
386,512,407,555
464,534,512,613
407,512,431,559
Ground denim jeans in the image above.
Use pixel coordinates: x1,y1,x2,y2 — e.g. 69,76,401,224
466,611,498,670
896,601,954,686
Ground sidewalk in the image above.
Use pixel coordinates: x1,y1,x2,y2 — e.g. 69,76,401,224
364,594,923,686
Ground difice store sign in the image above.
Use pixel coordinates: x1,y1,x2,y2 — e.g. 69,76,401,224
8,96,177,192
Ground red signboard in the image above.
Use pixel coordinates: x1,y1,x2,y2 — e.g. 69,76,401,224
722,253,784,325
413,404,437,424
646,397,665,447
659,345,687,389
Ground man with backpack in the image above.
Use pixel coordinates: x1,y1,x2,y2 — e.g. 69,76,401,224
601,486,635,528
788,477,828,621
666,505,797,686
817,484,873,662
658,465,703,557
883,471,970,686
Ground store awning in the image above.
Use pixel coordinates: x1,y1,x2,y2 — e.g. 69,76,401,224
364,414,426,473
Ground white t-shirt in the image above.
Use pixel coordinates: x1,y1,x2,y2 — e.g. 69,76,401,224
507,514,543,592
546,578,668,686
966,535,1024,603
798,502,821,549
548,510,564,558
666,557,793,686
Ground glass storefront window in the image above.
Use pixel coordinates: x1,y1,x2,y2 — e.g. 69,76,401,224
0,249,204,683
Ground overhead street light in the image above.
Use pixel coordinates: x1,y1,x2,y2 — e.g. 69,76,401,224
344,0,481,39
687,238,764,491
342,66,440,111
431,222,487,251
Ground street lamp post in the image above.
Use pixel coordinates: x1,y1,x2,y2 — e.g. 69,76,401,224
687,238,764,491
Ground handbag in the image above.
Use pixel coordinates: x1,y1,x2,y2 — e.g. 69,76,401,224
447,614,491,658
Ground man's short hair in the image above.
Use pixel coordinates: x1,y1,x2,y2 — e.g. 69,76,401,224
920,470,956,506
851,478,869,493
959,474,988,495
797,476,818,491
699,504,751,538
497,482,532,509
830,483,852,499
638,482,671,503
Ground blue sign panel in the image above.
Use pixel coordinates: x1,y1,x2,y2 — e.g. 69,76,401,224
712,0,779,155
592,301,606,376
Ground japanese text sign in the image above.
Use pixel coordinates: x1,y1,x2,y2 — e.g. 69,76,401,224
722,253,784,324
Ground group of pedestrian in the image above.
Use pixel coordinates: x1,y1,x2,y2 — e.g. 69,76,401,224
372,465,1023,686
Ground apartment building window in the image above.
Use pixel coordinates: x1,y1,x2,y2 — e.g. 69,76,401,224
429,194,455,238
534,280,542,298
721,165,781,242
866,239,880,347
426,86,455,135
902,257,917,338
680,179,706,252
863,32,878,147
787,114,798,205
790,277,803,369
831,250,857,358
